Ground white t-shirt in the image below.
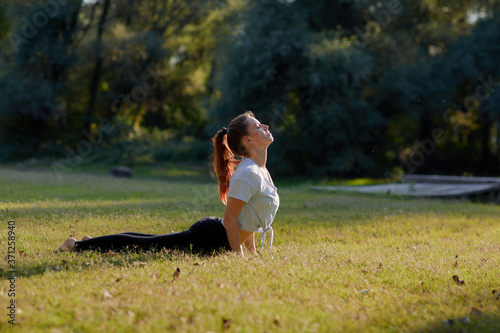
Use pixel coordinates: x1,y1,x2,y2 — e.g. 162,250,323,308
227,158,280,233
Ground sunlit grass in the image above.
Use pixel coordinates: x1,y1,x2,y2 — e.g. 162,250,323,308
313,178,393,187
0,169,499,332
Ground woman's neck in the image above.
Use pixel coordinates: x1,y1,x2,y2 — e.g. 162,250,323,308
248,149,267,168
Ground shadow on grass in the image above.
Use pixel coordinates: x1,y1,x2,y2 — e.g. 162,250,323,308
416,313,500,332
4,247,225,279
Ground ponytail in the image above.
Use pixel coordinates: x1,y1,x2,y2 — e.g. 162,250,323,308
211,129,239,204
211,111,254,204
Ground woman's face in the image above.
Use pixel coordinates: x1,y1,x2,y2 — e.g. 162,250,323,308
245,117,273,149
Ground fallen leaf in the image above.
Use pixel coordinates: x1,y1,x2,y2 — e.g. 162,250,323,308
452,275,465,285
104,250,116,258
222,318,233,330
102,291,113,299
172,267,180,282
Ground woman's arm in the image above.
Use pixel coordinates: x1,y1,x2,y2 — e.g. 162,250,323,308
224,197,246,254
224,197,255,255
243,233,256,252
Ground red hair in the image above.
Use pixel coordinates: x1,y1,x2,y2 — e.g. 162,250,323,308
211,111,254,204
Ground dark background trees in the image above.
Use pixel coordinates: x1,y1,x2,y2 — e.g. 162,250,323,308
0,0,499,177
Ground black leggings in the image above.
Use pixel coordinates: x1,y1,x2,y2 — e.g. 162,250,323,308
74,217,231,253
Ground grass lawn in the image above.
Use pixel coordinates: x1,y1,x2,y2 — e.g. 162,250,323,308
0,167,499,332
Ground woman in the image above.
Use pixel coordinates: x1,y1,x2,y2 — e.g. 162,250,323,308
56,111,279,255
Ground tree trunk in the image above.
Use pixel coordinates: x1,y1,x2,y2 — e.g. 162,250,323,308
85,0,111,133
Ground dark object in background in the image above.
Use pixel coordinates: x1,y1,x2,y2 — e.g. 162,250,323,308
109,166,132,178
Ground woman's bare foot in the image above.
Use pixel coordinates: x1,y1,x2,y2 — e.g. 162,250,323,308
81,235,92,241
55,237,77,252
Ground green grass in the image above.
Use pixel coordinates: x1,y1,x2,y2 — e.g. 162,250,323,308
0,167,499,332
311,177,394,187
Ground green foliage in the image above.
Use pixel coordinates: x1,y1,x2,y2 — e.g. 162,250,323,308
213,1,308,119
0,2,9,39
213,0,385,176
211,0,500,176
374,13,500,175
0,0,84,160
1,0,500,176
153,136,210,162
0,0,232,162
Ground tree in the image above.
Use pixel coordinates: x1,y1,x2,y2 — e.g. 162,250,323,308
78,0,231,136
85,0,111,133
0,2,9,39
432,16,500,175
212,0,385,176
0,0,91,160
0,0,233,162
341,0,500,176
